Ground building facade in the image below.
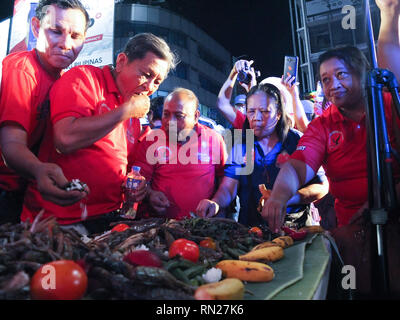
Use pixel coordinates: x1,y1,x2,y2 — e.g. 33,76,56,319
289,0,380,92
114,3,233,127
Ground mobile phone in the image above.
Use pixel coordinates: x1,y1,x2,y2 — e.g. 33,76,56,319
283,56,299,81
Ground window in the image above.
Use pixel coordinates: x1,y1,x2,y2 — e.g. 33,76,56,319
309,24,331,53
197,46,225,72
171,62,188,80
115,21,187,49
198,73,220,95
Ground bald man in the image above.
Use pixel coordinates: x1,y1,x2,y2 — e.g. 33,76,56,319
132,88,227,219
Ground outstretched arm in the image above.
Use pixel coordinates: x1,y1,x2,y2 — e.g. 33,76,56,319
216,60,257,125
261,159,316,232
376,0,400,81
196,176,238,218
0,125,88,206
281,75,309,132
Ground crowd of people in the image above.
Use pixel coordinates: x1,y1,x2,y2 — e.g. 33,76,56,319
0,0,400,298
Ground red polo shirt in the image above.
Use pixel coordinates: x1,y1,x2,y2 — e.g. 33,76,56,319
232,109,246,129
133,123,227,219
21,65,129,225
291,92,398,226
0,49,58,191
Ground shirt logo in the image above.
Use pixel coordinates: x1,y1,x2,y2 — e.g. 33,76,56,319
296,146,306,151
328,130,344,151
155,146,171,162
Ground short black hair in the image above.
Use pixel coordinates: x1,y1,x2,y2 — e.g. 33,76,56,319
35,0,90,31
318,46,370,80
123,33,178,73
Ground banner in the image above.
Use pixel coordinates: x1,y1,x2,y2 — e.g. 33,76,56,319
0,18,10,83
7,0,114,68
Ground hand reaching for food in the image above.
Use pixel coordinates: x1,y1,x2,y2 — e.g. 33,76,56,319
257,184,272,213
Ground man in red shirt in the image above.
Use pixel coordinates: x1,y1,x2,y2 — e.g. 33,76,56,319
133,88,227,219
0,0,90,224
21,33,177,233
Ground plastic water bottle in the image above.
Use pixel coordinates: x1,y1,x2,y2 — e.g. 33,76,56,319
120,166,145,219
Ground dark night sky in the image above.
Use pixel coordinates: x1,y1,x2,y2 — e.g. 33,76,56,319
169,0,294,78
0,0,293,78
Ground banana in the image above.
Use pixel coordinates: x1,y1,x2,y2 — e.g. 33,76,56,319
194,278,245,300
239,246,284,263
272,236,294,248
299,226,325,234
251,241,281,251
215,260,274,282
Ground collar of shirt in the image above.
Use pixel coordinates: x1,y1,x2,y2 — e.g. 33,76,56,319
330,103,366,124
254,140,282,166
102,65,123,104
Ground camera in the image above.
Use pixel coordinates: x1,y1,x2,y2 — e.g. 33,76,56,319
237,69,261,85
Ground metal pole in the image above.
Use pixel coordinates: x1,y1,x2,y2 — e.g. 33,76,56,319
365,0,378,69
288,0,297,57
299,0,314,91
364,0,392,297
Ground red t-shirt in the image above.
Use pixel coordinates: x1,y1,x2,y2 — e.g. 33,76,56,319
133,123,227,219
0,49,58,191
232,109,246,129
291,92,398,226
21,65,129,225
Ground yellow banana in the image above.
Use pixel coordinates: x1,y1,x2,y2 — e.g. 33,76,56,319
251,241,281,251
239,246,284,262
272,236,294,248
215,260,274,282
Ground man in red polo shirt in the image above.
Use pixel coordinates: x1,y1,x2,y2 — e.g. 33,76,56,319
0,0,90,224
133,88,227,219
21,33,177,233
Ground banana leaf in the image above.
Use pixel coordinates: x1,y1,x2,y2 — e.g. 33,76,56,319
244,234,328,300
272,234,330,300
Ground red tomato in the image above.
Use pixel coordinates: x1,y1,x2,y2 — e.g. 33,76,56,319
123,250,162,267
249,227,263,238
169,238,200,263
111,223,130,232
199,237,216,250
30,260,88,300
